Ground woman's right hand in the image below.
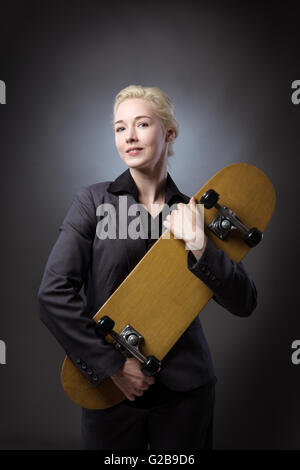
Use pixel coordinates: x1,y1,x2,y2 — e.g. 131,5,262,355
111,357,155,401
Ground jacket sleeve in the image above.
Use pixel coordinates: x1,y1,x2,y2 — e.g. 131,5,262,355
187,237,257,317
37,187,126,386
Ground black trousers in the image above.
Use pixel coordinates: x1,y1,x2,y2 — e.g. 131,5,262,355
81,379,215,450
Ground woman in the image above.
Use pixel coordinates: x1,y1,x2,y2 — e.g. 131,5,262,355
38,85,257,450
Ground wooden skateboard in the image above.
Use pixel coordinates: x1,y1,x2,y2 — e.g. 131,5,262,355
61,163,275,409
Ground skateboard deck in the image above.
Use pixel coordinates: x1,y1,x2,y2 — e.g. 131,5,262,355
61,163,275,409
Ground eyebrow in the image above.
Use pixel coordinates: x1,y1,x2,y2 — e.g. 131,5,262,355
114,115,153,125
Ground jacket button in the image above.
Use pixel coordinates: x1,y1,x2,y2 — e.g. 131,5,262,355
76,358,81,365
87,369,93,376
200,265,206,272
81,362,87,370
204,270,211,276
210,275,216,281
92,374,99,382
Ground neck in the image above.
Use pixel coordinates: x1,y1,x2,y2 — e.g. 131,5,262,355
129,163,168,205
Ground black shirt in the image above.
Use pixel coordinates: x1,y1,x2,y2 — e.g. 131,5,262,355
107,168,189,252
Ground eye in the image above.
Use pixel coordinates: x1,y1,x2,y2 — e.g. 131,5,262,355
138,122,149,128
116,127,125,132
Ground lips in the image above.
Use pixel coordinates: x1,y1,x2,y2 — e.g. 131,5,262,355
126,147,143,153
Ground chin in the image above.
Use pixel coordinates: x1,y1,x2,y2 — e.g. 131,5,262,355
123,156,149,168
127,162,148,170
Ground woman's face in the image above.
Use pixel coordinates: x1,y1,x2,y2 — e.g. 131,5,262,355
114,98,171,171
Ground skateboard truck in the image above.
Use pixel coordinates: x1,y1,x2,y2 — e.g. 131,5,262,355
200,189,263,247
95,316,161,376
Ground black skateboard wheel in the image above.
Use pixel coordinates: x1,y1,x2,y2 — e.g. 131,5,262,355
95,316,115,338
244,227,263,247
200,189,219,209
141,355,161,376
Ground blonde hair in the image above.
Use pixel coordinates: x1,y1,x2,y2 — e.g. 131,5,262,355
113,84,178,157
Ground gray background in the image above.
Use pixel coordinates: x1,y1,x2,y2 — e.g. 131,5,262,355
0,0,299,449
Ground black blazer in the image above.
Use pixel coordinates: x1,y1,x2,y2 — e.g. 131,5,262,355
37,169,257,392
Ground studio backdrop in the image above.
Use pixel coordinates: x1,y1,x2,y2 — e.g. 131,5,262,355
0,0,299,450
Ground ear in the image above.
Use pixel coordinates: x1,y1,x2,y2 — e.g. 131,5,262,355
166,128,175,142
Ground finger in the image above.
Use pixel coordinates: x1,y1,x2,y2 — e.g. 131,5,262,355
163,219,173,231
126,393,135,401
145,376,155,385
141,383,150,391
162,221,170,232
189,198,197,212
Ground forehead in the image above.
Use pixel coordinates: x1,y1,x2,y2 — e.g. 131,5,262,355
115,98,157,121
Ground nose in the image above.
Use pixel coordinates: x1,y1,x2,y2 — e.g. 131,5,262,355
126,125,138,143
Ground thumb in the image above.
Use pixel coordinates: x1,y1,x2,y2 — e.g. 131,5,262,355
189,196,196,205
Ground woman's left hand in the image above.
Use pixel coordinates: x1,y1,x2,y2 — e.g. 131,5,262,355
162,197,207,259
